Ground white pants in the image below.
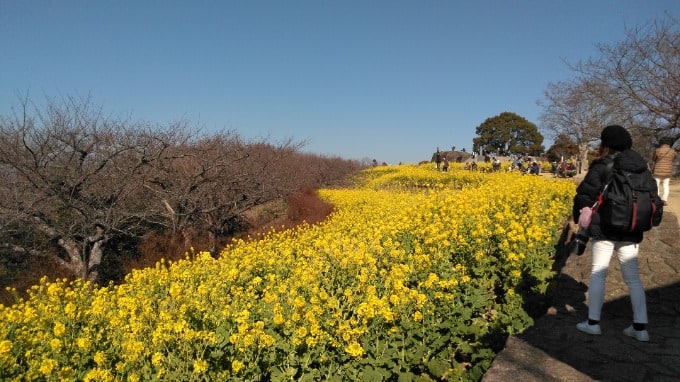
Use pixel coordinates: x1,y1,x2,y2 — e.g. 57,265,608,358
587,240,648,324
655,176,670,202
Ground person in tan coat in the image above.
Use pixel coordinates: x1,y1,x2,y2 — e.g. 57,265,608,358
652,137,677,205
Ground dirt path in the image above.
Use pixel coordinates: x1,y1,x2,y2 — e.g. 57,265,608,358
661,178,680,223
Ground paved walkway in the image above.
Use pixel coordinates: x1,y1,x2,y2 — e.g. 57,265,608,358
483,179,680,382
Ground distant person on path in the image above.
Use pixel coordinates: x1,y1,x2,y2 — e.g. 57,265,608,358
492,157,501,172
435,148,442,171
442,157,449,172
652,137,677,206
529,161,540,175
573,125,661,342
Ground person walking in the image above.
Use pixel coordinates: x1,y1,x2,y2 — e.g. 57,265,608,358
572,125,663,342
652,137,677,206
435,148,442,171
442,156,449,172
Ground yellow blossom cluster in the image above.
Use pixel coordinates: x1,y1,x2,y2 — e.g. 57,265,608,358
0,165,575,380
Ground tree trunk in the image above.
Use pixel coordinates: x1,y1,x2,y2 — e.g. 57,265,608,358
86,240,105,283
56,236,88,279
208,229,218,257
579,143,590,173
33,217,107,282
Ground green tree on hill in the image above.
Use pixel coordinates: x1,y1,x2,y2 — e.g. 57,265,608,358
545,133,579,163
473,112,544,156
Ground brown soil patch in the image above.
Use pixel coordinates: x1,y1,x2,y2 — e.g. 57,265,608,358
239,187,334,239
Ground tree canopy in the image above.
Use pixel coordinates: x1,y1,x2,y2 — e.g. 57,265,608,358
472,112,544,156
545,133,579,163
539,14,679,159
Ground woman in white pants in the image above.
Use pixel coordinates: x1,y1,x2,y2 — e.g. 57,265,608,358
572,125,663,342
652,137,677,205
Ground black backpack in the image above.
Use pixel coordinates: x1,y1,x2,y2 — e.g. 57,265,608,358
595,160,663,233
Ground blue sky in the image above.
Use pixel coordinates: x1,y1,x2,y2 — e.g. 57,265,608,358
1,1,677,164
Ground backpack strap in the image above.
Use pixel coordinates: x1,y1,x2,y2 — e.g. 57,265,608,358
593,157,615,213
603,159,614,181
602,154,617,177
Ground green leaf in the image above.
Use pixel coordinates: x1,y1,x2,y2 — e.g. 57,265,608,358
426,359,449,378
405,345,427,363
359,366,386,382
397,371,416,382
284,366,298,378
299,370,321,382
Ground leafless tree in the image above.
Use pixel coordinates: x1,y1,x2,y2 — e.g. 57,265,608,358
539,79,628,165
572,14,680,144
139,128,310,254
0,95,366,285
0,95,159,282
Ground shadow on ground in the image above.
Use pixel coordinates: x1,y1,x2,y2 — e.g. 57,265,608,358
483,210,680,382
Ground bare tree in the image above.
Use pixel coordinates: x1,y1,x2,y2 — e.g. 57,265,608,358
148,130,264,253
539,79,627,166
573,14,680,143
0,95,158,282
0,95,367,286
141,129,313,254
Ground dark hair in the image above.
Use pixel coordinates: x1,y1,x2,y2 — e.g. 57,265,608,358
600,125,632,151
659,137,674,146
597,145,612,158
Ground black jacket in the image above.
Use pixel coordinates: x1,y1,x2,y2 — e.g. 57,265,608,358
573,149,661,243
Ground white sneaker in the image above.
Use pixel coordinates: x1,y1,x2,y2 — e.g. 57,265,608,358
576,321,602,335
623,325,649,342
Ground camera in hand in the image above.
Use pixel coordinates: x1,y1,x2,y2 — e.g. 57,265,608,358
570,228,589,256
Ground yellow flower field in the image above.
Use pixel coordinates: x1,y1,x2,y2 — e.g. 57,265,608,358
0,164,575,381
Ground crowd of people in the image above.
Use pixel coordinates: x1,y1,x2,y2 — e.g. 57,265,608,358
433,140,676,189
